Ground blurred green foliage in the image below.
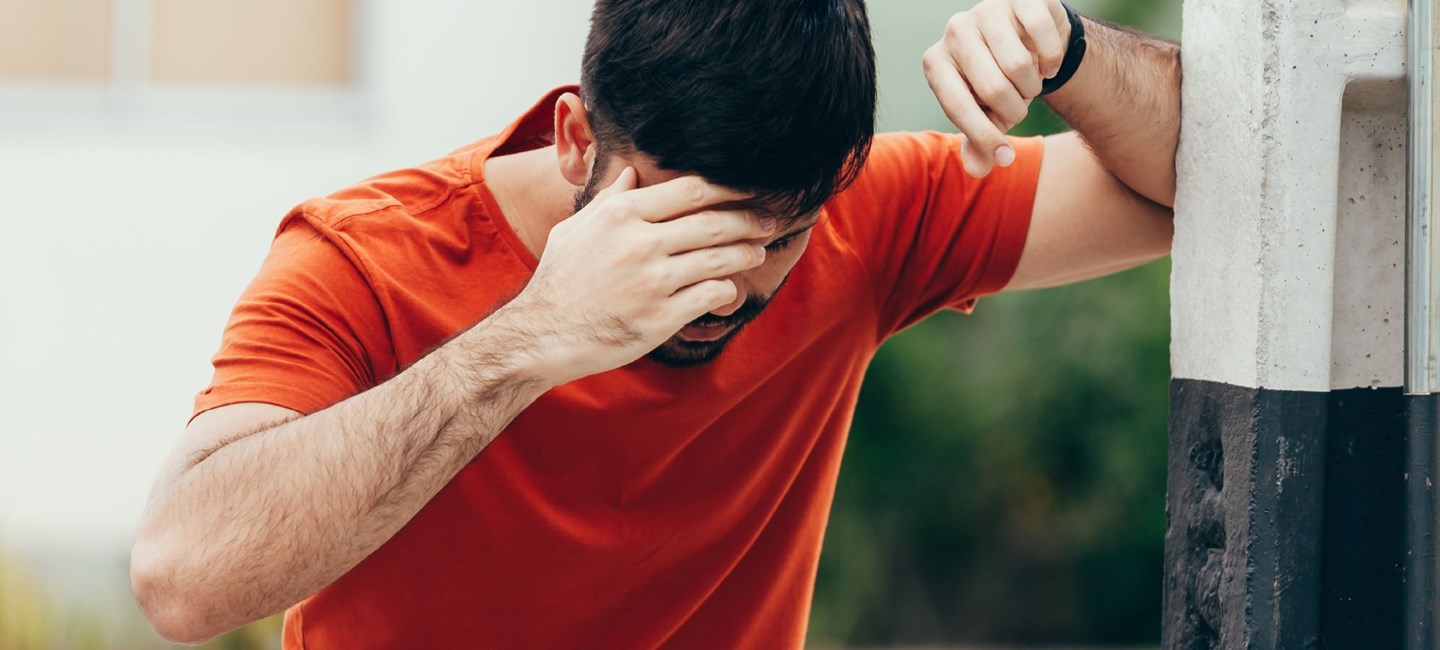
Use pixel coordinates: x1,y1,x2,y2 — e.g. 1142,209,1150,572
0,533,281,650
807,0,1178,646
811,263,1171,645
1,541,50,650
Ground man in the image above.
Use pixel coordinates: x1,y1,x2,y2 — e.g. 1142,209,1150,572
132,0,1178,646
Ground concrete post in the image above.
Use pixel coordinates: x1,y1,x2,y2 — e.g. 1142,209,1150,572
1407,0,1440,644
1167,0,1409,645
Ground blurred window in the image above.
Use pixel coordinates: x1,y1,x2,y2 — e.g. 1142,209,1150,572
0,0,111,79
151,0,350,85
0,0,352,85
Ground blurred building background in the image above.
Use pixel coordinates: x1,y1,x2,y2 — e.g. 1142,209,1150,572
0,0,1178,647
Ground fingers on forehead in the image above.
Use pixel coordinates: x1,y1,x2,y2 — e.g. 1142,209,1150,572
633,175,753,220
659,208,770,236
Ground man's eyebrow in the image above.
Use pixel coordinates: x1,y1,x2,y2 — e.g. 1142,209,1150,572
711,196,822,237
772,223,818,241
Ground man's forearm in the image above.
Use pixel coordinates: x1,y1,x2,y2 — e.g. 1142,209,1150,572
135,168,771,644
132,308,551,643
1044,16,1181,208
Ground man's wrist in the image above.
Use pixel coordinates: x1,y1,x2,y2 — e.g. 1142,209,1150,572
1040,3,1088,96
451,303,562,399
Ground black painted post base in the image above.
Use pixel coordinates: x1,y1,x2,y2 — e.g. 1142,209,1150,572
1405,393,1438,650
1163,379,1406,649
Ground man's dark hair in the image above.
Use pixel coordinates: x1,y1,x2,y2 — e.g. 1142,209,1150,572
581,0,877,222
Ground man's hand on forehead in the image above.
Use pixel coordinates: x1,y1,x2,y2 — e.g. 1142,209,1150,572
499,168,781,385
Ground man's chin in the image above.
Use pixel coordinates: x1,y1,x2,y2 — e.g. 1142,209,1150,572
648,286,782,368
646,330,740,368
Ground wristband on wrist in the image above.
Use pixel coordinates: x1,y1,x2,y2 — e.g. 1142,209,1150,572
1039,2,1087,96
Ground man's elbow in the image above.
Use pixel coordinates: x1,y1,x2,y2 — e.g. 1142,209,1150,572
130,542,229,645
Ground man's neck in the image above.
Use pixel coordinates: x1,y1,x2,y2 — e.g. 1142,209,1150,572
483,145,577,261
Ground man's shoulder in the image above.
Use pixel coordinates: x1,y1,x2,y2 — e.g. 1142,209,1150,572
826,129,1043,214
866,130,961,164
817,128,1042,271
827,131,954,207
265,132,522,295
297,137,498,234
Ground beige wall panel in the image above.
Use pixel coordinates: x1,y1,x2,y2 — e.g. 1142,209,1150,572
0,0,110,79
151,0,350,84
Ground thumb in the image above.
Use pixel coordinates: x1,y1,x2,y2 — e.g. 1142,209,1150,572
595,166,637,199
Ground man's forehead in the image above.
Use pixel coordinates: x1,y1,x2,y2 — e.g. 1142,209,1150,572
714,197,821,230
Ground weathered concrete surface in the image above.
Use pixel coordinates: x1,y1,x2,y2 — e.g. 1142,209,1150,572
1172,0,1405,392
1332,79,1407,390
1165,380,1408,649
1165,381,1330,649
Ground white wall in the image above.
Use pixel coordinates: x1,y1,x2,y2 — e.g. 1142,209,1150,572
0,0,592,551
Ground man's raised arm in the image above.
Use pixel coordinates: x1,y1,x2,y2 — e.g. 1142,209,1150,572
923,0,1180,290
1041,14,1180,207
924,0,1180,205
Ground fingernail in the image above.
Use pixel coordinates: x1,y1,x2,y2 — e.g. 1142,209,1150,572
994,145,1016,167
752,243,767,259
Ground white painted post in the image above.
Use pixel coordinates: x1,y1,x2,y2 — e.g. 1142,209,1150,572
1167,0,1408,644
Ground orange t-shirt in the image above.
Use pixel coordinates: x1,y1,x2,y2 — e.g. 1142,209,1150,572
195,86,1043,649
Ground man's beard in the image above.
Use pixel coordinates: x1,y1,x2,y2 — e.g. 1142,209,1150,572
646,283,784,367
573,166,785,368
571,159,610,215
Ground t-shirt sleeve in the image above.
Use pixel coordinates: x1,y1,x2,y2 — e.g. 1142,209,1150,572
830,131,1044,338
192,213,393,421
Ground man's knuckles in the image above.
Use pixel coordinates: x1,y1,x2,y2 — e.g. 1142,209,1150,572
602,194,639,220
922,45,949,77
680,177,708,206
944,12,975,41
971,77,1012,108
997,50,1039,82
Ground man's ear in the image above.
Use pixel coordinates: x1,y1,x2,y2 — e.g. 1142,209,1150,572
554,93,596,187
